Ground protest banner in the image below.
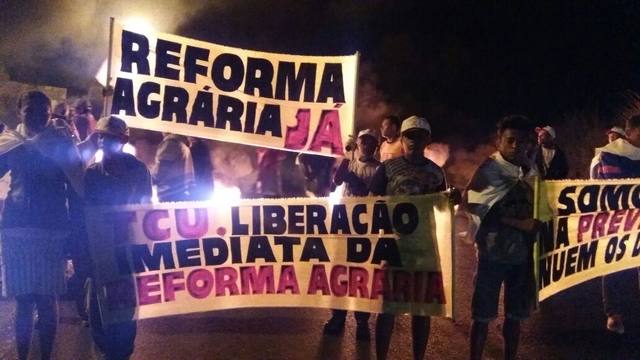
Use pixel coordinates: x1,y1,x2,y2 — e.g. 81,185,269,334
106,21,358,157
85,194,454,324
537,179,640,300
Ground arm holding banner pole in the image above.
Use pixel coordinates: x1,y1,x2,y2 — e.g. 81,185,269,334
102,17,115,117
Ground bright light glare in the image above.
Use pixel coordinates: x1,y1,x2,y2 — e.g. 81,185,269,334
122,16,155,34
94,143,136,163
209,183,242,205
328,184,344,206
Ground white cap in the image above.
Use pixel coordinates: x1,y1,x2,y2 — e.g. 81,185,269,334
607,126,625,137
535,125,556,139
400,115,431,134
357,128,378,140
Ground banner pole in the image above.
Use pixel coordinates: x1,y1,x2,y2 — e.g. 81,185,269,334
533,176,541,308
450,197,457,322
103,17,115,117
350,52,360,161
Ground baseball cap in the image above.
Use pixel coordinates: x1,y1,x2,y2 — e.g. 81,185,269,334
535,125,556,139
95,115,129,140
357,128,378,140
607,126,625,137
400,115,431,134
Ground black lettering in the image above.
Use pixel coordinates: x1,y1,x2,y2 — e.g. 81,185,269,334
577,185,599,213
274,236,301,262
120,30,150,74
300,237,329,262
231,207,249,235
184,45,210,83
111,78,136,116
246,236,276,263
255,104,282,137
131,242,174,273
244,57,274,97
330,204,351,234
212,53,244,92
161,85,189,123
352,204,367,235
137,81,161,118
263,205,286,235
176,239,201,267
203,237,230,266
316,63,345,103
189,90,215,127
275,62,316,101
288,205,305,234
392,203,419,235
306,205,328,234
347,237,371,263
155,39,181,80
372,202,393,234
215,95,243,131
371,238,402,266
557,186,577,216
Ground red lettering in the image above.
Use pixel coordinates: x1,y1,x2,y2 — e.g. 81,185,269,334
307,264,330,295
143,209,171,241
137,274,161,305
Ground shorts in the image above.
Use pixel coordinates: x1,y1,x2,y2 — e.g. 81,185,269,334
471,260,533,322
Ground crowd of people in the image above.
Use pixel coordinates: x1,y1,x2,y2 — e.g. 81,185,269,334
0,89,637,360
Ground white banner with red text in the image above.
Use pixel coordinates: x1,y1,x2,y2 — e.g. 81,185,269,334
86,194,454,324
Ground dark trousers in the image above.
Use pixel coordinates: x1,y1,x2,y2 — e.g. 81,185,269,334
87,279,137,360
603,268,639,316
330,309,370,324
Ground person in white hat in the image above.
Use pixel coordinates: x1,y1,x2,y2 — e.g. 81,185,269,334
84,115,152,360
607,126,626,143
533,125,569,180
368,115,447,360
323,128,380,341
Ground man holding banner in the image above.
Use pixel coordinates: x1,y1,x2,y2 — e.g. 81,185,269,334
369,115,446,360
84,115,152,359
590,115,640,334
463,115,538,360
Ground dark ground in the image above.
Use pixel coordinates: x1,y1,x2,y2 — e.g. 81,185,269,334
1,240,639,359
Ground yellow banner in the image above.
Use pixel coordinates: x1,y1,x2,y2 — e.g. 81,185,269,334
537,179,640,300
108,21,357,157
85,195,454,324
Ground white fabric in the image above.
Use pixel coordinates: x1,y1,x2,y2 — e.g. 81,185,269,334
589,138,640,178
541,147,556,168
464,151,538,240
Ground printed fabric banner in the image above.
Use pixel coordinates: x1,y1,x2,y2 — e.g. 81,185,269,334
537,179,640,300
108,21,357,157
85,195,454,325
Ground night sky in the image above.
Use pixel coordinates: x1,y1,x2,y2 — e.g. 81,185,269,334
1,0,640,145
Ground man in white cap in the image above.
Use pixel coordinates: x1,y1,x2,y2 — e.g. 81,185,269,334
369,115,447,360
84,115,152,360
323,128,380,341
533,125,569,180
607,126,626,143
